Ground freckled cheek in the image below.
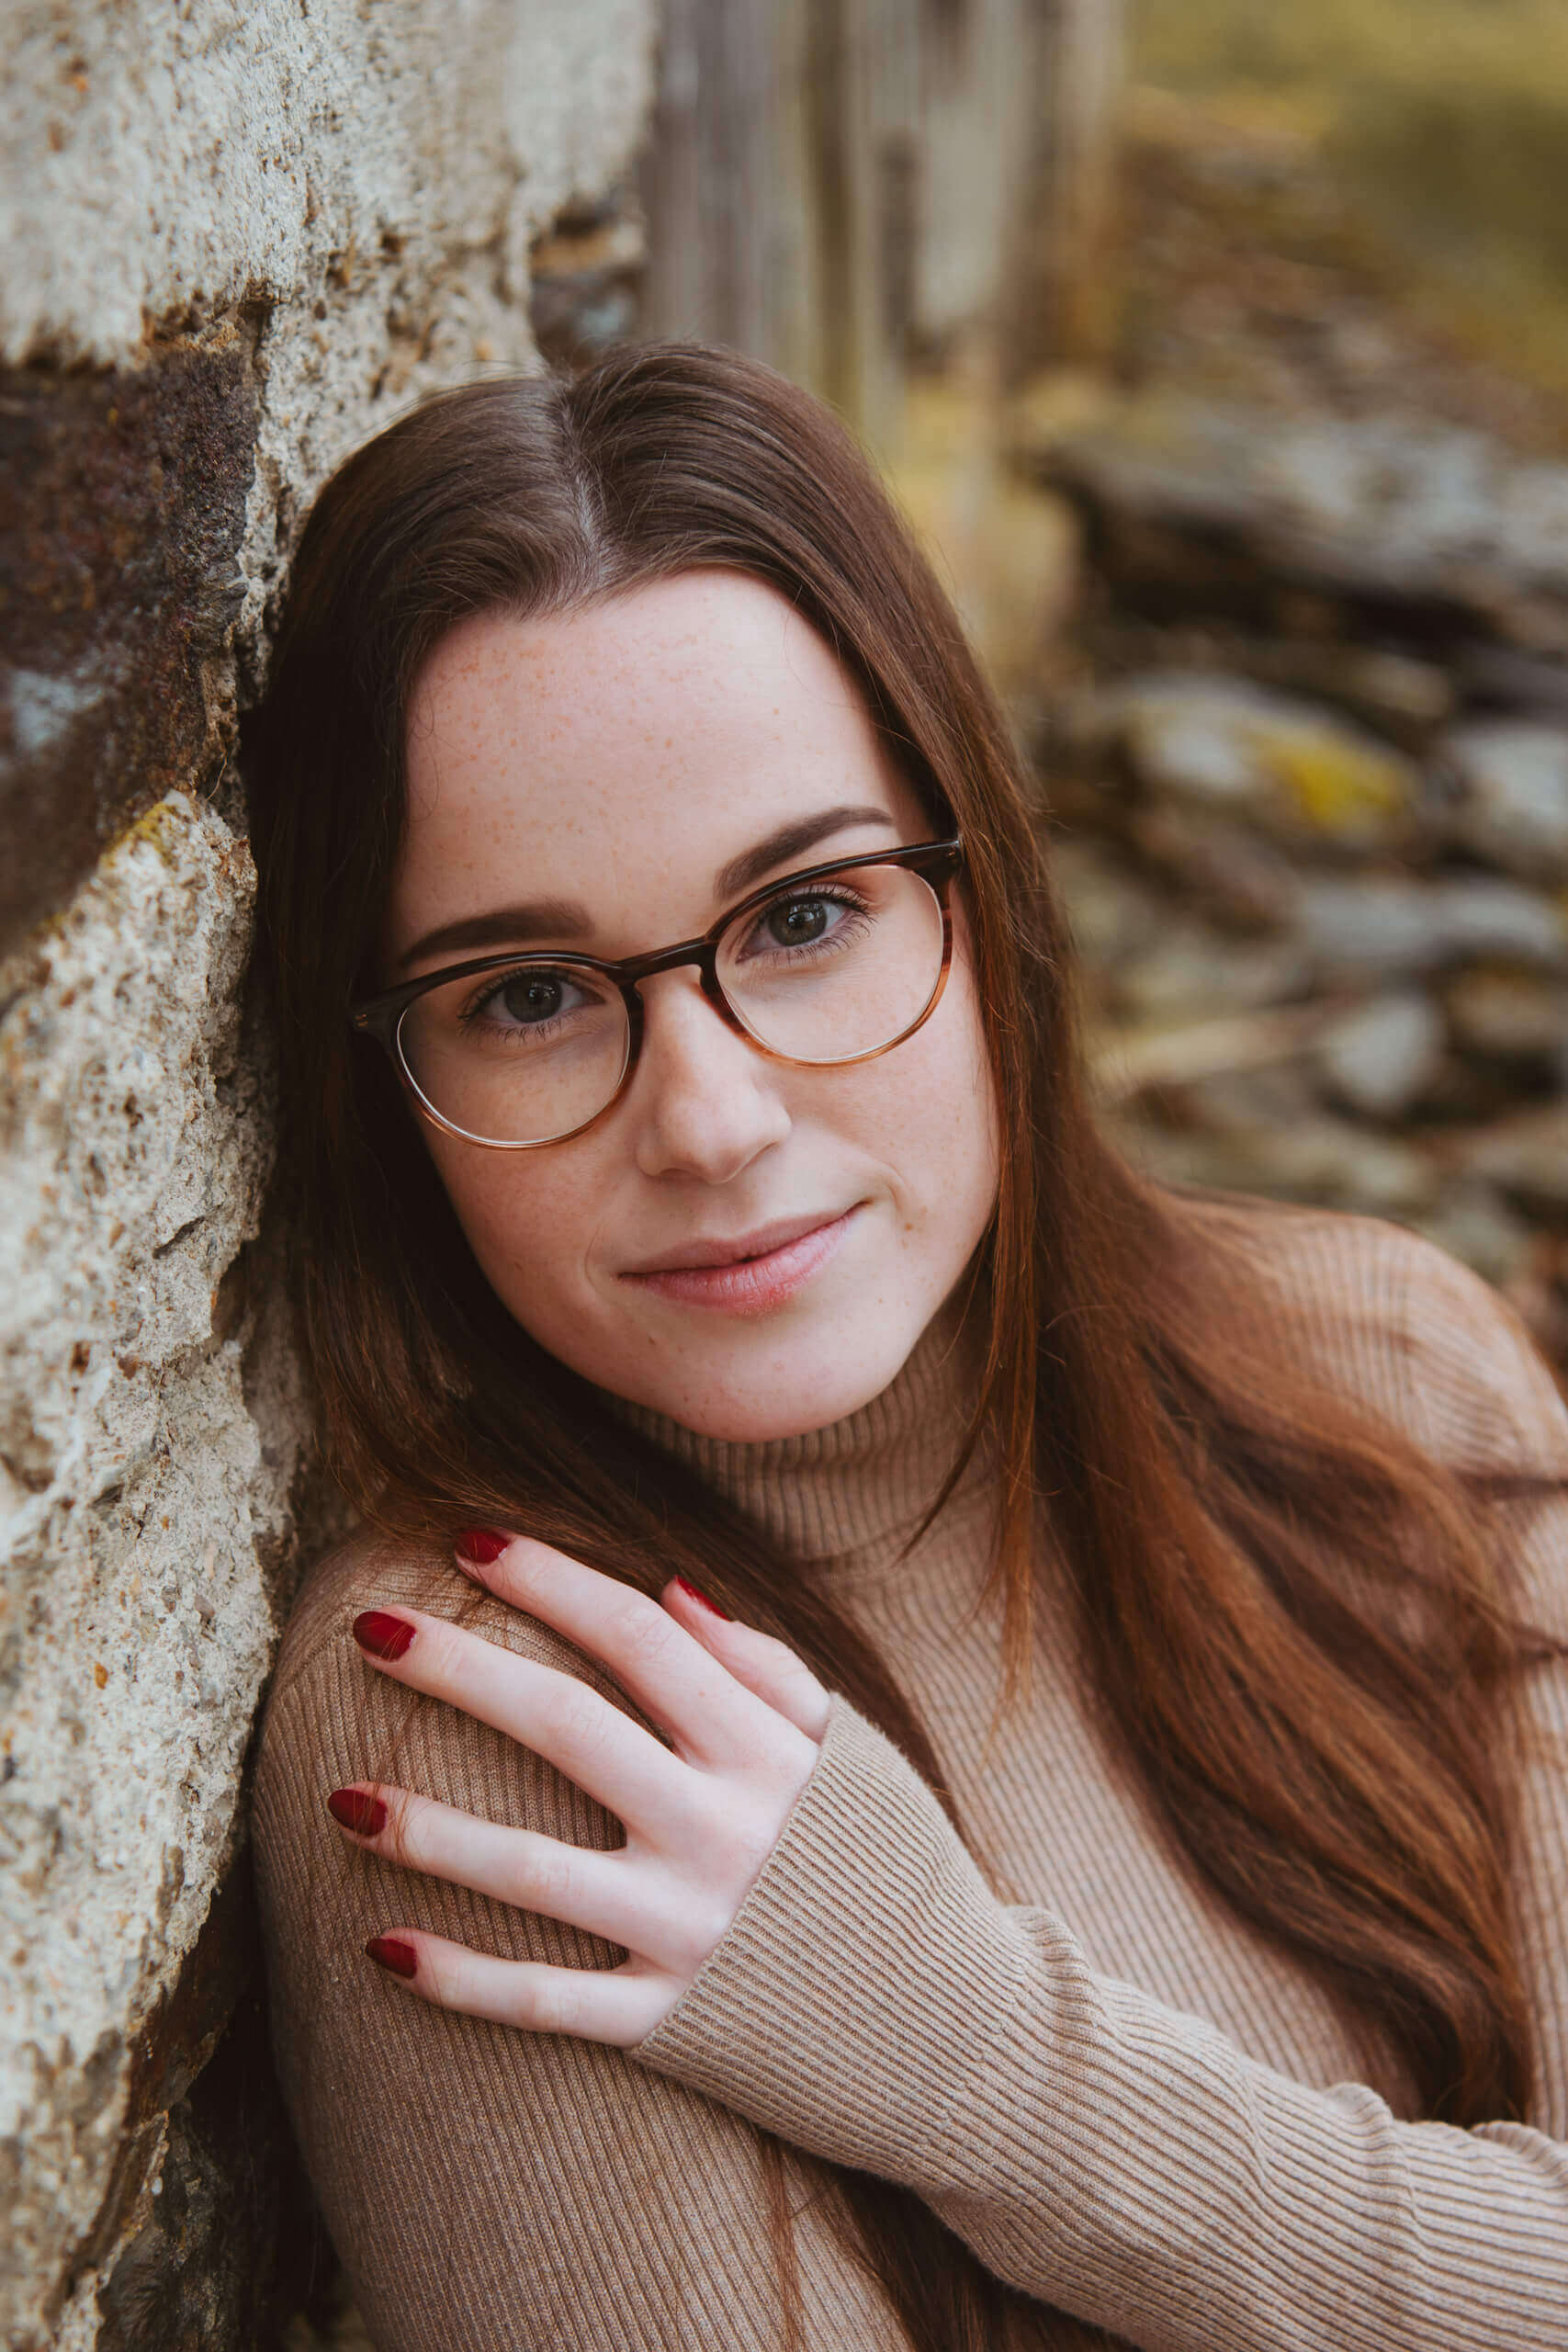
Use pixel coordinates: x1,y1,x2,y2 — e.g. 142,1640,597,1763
422,1140,608,1304
835,980,998,1222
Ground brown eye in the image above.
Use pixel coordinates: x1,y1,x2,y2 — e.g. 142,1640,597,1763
765,897,832,948
499,972,570,1024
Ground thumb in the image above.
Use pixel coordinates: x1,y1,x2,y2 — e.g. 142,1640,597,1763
662,1577,833,1742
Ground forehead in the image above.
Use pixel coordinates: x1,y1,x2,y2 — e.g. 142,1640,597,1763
399,570,904,891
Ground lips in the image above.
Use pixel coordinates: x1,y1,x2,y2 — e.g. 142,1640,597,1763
620,1209,852,1278
617,1206,861,1316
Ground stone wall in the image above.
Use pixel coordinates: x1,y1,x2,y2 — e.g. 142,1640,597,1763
0,7,654,2346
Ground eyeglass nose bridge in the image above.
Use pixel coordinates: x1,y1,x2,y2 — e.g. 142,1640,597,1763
614,934,749,1059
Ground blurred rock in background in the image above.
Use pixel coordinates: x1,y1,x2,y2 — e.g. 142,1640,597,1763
977,9,1568,1383
1032,390,1568,1353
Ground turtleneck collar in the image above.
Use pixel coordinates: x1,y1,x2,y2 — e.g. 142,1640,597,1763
610,1283,995,1584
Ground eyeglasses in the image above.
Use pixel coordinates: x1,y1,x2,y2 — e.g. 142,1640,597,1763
351,837,964,1149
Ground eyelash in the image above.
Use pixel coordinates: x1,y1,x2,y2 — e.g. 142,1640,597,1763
457,973,591,1033
454,881,875,1026
735,884,870,959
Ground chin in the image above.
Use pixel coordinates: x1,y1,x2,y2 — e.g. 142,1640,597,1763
636,1332,920,1443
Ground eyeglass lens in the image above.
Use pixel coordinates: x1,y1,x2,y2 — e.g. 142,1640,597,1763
393,858,947,1147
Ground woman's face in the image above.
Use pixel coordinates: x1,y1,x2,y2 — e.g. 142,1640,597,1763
383,570,1000,1441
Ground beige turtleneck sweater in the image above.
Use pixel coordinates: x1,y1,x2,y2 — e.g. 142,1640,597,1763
252,1203,1568,2350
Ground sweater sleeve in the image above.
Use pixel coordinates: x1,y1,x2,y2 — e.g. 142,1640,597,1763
251,1543,910,2352
632,1242,1568,2352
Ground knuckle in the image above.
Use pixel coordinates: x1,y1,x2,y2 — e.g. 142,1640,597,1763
764,1632,814,1683
719,1800,784,1883
499,1537,548,1597
378,1785,421,1860
415,1948,449,2003
729,1825,777,1884
609,1591,676,1665
525,1841,578,1914
532,1974,583,2037
420,1619,469,1684
682,1898,735,1965
554,1680,612,1754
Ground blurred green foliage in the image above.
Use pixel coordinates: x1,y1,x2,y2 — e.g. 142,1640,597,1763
1132,0,1568,387
1134,0,1568,102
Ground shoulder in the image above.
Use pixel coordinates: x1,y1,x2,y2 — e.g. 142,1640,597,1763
1177,1191,1568,1479
249,1527,643,2182
267,1522,624,1706
254,1524,641,1867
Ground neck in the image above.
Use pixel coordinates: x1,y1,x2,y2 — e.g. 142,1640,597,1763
609,1281,994,1582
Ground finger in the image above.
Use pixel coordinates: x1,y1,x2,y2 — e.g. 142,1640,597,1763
661,1578,833,1741
449,1537,795,1766
327,1782,656,1952
350,1608,696,1834
363,1928,673,2047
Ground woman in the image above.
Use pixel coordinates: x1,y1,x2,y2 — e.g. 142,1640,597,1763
247,345,1568,2352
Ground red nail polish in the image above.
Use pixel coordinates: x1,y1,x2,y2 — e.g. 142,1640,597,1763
327,1788,387,1836
366,1935,418,1979
353,1610,415,1660
456,1528,511,1566
674,1576,730,1620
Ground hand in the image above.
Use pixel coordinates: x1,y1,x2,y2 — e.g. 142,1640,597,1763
326,1532,831,2048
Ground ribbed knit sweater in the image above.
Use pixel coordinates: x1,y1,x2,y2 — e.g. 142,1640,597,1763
252,1203,1568,2350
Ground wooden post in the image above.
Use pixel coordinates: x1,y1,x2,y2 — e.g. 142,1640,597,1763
638,0,908,452
638,0,1125,438
1005,0,1125,379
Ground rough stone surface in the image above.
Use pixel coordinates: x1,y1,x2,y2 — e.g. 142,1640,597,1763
2,1,650,373
0,797,291,2348
1,6,656,2346
0,345,257,954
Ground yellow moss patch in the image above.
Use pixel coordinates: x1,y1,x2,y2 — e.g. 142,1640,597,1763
1254,725,1413,842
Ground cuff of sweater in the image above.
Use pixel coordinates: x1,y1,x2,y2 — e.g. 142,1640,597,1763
630,1690,1035,2191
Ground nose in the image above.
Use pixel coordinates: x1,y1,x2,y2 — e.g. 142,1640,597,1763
626,965,792,1182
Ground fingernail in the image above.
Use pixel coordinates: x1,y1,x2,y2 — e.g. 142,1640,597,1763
674,1576,730,1620
353,1610,415,1660
456,1528,511,1566
327,1788,387,1836
366,1935,418,1980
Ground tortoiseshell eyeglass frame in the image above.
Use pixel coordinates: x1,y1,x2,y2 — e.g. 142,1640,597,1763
349,836,964,1150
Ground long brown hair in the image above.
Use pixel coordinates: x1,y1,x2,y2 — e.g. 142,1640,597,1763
246,344,1556,2350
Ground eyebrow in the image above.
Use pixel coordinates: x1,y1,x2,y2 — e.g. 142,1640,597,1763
396,896,594,971
396,803,899,972
712,804,897,899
